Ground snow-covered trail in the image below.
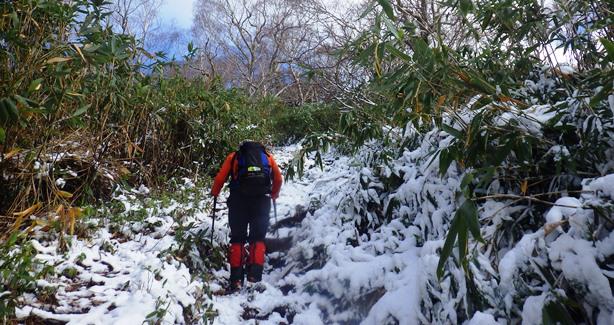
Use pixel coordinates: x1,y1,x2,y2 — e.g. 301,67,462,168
208,145,424,324
207,144,321,323
14,144,427,324
11,140,614,323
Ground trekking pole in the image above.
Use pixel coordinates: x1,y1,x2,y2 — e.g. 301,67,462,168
211,196,217,244
273,199,279,238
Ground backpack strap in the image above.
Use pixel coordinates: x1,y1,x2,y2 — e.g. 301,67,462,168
230,151,239,180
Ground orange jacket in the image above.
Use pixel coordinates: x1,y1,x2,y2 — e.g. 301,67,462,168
211,151,283,199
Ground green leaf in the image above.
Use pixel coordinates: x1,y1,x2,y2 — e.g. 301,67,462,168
459,199,483,242
359,1,377,19
459,0,474,15
438,148,454,176
412,37,431,62
383,16,403,40
357,43,377,64
377,0,395,21
542,301,575,325
145,310,159,319
71,104,90,118
0,127,5,144
590,79,612,108
442,123,463,139
476,166,496,189
82,43,100,52
437,214,460,279
385,43,411,61
514,137,532,163
460,172,474,190
3,98,19,121
457,216,468,267
13,95,32,108
493,139,514,165
469,73,496,94
600,38,614,62
10,11,19,29
28,79,43,93
481,11,493,30
0,100,7,124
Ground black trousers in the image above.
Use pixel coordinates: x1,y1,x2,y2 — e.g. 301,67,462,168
227,192,271,243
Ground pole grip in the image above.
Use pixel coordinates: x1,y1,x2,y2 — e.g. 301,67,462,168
273,199,279,237
211,196,217,244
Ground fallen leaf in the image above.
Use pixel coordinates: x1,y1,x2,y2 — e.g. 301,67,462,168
46,57,72,64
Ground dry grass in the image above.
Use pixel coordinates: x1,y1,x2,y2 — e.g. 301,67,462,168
0,130,133,238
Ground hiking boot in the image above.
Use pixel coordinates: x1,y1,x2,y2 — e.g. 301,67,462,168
229,279,242,293
247,264,264,282
230,266,244,285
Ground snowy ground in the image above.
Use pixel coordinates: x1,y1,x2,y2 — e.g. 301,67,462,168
15,187,207,324
12,142,614,324
13,144,359,324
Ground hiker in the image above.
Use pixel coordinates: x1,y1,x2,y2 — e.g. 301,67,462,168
211,141,282,291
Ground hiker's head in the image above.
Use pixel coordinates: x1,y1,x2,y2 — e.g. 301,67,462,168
240,139,256,146
240,140,264,149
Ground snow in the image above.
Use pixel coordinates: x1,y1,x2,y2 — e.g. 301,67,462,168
55,178,66,188
498,232,542,303
597,231,614,257
9,140,614,324
583,174,614,201
549,234,614,308
558,64,575,75
544,197,588,236
293,303,324,325
134,184,150,194
15,195,206,324
181,177,195,189
467,311,500,325
521,293,547,325
362,249,420,325
547,145,570,162
523,104,557,125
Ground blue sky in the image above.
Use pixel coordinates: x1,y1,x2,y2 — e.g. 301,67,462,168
155,0,195,57
159,0,195,29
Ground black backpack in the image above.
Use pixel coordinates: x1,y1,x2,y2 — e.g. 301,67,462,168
230,141,272,196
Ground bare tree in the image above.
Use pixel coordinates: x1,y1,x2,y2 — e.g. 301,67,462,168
192,0,290,96
191,0,370,104
110,0,163,48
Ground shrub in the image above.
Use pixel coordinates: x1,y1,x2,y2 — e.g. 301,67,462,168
270,104,341,144
0,233,54,321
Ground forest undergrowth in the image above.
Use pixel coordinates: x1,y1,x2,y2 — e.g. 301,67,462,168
288,0,613,323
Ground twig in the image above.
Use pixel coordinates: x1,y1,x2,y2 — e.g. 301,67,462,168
475,192,595,210
481,198,524,221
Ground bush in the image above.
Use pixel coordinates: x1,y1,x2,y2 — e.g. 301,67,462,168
289,0,613,322
0,0,311,229
270,104,341,144
0,233,54,322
